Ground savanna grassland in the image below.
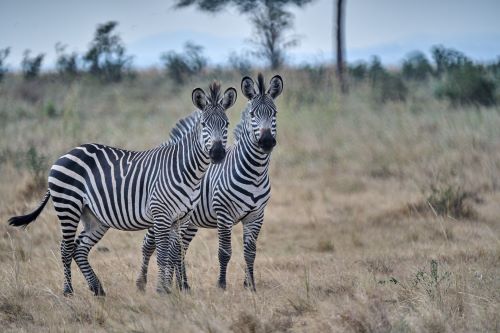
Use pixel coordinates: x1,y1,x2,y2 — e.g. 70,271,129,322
0,70,499,332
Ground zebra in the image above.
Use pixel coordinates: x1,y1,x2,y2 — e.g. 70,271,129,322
136,74,283,292
8,82,237,296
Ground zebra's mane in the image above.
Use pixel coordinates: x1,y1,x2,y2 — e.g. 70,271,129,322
232,104,250,143
256,73,265,95
208,81,222,105
165,111,201,145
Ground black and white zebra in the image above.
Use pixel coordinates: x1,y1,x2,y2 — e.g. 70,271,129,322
137,74,283,291
8,82,237,296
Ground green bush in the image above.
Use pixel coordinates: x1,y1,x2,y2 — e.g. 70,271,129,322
228,52,252,76
55,43,79,78
426,184,477,219
348,61,368,81
161,42,207,84
83,21,133,82
21,50,44,80
402,51,433,81
25,146,47,186
431,45,470,78
0,47,9,82
435,63,496,106
368,56,408,103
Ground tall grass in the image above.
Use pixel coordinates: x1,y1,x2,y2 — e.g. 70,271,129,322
0,69,499,332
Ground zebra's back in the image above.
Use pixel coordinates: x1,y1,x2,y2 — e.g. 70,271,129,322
48,143,159,230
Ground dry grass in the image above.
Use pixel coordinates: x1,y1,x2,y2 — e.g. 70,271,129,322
0,70,499,332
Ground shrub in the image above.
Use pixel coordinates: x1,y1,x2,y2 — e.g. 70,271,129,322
83,21,133,82
21,50,44,80
431,45,471,78
402,51,433,81
486,57,500,81
25,146,47,186
368,56,385,82
228,51,252,76
43,101,61,118
0,47,9,82
161,42,207,84
435,63,496,106
426,184,477,219
55,43,79,78
368,57,408,103
413,260,451,302
348,61,368,81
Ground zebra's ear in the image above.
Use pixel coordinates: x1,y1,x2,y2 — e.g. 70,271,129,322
267,75,283,99
221,87,237,110
241,76,257,100
192,88,207,111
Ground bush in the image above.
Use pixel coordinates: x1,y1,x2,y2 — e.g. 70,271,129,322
486,57,500,82
431,45,471,78
348,61,368,81
55,43,79,78
426,184,477,219
0,47,9,82
228,51,252,76
368,56,408,103
43,101,62,118
161,42,207,84
83,21,133,82
25,146,47,186
435,63,496,106
402,51,433,81
21,50,44,80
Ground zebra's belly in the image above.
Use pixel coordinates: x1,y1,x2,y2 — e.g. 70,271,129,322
84,198,154,231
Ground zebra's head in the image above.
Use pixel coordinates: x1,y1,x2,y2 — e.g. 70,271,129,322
192,82,237,164
241,73,283,154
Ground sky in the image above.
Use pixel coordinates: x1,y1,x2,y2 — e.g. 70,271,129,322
0,0,499,69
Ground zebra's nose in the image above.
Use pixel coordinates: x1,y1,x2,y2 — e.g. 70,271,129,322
209,141,226,164
258,129,276,153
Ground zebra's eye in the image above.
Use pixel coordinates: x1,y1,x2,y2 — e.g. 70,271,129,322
201,121,206,127
250,110,255,117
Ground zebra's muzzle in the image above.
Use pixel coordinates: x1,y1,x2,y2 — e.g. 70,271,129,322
258,129,276,153
209,141,226,164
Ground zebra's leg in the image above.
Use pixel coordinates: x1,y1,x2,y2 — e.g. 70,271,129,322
154,219,173,294
177,224,198,290
59,218,79,296
168,225,184,291
52,199,82,296
242,214,264,292
217,215,234,290
136,228,155,292
73,209,109,296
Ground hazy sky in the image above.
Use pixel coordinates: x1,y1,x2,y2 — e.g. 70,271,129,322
0,0,499,68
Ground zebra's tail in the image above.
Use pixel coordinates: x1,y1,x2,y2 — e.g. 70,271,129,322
8,190,50,229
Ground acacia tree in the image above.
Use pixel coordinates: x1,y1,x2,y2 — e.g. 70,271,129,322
174,0,313,70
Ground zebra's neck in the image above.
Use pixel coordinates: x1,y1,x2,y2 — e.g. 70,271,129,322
163,120,211,182
233,115,271,183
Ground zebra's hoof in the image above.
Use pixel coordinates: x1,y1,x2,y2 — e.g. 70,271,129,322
243,280,256,292
63,286,74,297
181,283,191,292
136,277,147,292
156,286,171,295
91,285,106,297
217,280,227,290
